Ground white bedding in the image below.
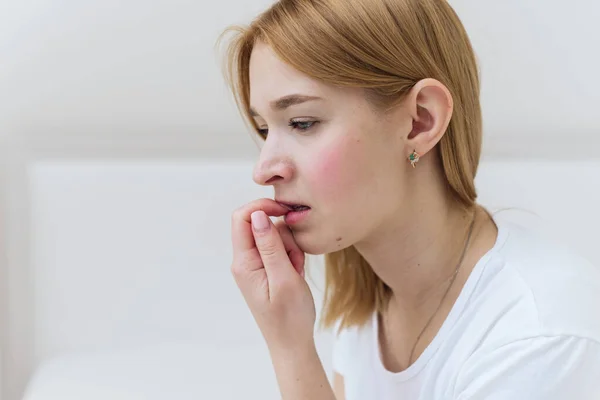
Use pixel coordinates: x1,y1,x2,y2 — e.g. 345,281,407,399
23,342,281,400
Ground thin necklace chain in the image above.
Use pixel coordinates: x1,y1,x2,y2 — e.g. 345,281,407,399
406,211,477,366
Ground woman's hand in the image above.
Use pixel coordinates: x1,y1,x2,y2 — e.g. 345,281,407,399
230,198,316,353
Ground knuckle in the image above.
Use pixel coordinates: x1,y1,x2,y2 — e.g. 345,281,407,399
231,207,245,224
241,251,258,266
230,263,244,279
258,241,278,258
233,251,259,270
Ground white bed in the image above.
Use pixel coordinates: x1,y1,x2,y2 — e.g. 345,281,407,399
23,342,279,400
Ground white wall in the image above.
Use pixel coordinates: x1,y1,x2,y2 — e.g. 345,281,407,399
0,0,599,158
1,0,599,399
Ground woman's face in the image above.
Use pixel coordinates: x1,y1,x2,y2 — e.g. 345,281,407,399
249,42,412,255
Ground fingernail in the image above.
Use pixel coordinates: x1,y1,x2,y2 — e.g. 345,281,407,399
251,211,270,232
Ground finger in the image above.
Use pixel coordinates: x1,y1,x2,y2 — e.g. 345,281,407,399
231,198,289,254
233,220,303,279
251,210,294,279
275,221,306,278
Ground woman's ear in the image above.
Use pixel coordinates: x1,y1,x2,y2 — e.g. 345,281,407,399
404,78,454,158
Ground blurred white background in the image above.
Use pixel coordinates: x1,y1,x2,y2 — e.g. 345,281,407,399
0,1,599,399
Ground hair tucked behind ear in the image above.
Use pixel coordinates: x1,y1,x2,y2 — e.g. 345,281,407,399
217,0,482,332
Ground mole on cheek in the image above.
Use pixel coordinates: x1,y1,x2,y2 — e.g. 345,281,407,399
336,237,342,241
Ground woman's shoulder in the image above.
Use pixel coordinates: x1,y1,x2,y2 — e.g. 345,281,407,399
483,215,600,340
496,216,599,288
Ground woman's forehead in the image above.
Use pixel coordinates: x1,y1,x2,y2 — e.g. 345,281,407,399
250,45,325,97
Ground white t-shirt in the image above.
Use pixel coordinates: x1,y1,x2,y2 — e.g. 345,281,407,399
331,216,600,399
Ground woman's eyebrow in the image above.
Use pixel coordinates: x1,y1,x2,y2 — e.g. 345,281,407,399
250,94,323,117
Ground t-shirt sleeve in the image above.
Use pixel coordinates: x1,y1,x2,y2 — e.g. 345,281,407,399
454,335,600,399
331,322,353,377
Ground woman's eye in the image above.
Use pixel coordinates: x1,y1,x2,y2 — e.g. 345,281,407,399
289,120,317,132
256,120,317,139
257,128,268,138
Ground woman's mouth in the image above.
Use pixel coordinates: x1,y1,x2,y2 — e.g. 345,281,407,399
277,202,312,225
277,201,311,211
286,204,311,212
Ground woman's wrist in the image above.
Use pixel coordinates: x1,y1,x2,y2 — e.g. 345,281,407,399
268,337,317,360
269,340,336,400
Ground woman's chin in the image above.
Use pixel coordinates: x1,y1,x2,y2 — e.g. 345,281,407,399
292,231,349,256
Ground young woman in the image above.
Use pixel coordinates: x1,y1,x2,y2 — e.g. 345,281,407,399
220,0,600,398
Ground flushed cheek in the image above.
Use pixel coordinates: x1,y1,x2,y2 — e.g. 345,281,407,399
306,136,369,207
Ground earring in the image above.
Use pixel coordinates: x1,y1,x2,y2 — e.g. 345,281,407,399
408,149,420,168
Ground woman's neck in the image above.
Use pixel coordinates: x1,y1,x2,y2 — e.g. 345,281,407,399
367,203,498,371
353,196,477,313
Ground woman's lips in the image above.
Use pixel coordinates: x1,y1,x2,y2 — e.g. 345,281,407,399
276,201,312,225
277,201,311,211
283,207,311,225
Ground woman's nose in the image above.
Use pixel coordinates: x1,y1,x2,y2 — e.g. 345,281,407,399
252,156,294,186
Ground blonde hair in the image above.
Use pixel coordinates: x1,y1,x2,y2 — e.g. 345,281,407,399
217,0,482,332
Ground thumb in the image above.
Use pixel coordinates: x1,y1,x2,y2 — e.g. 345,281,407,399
251,210,294,279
